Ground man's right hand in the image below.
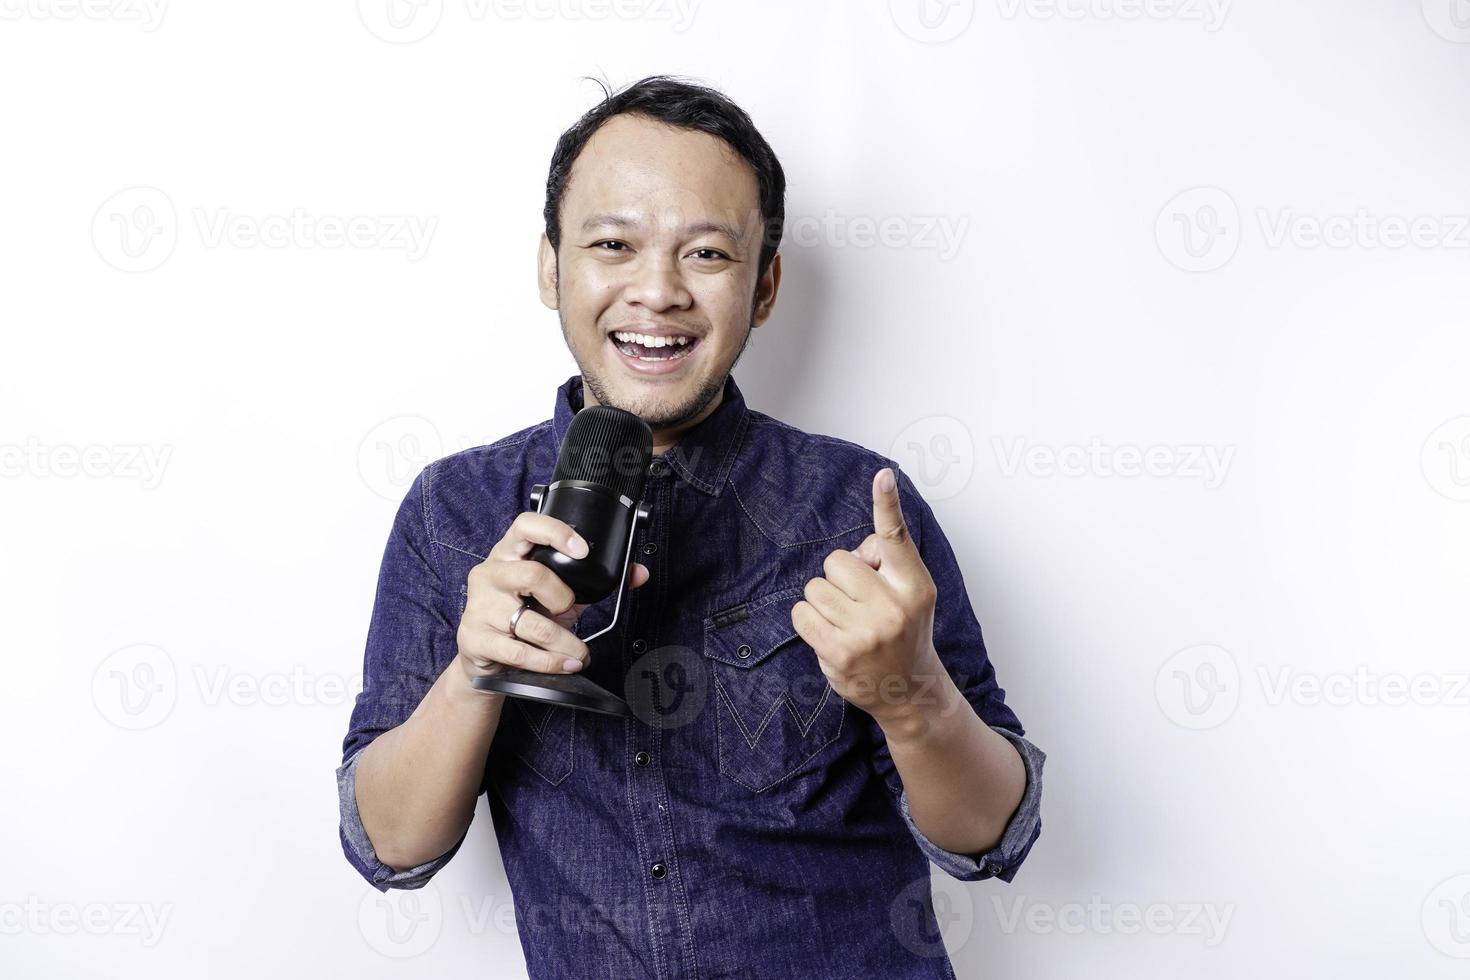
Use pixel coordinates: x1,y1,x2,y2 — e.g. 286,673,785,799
455,511,650,681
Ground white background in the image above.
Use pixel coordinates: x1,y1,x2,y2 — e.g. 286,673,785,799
3,1,1469,976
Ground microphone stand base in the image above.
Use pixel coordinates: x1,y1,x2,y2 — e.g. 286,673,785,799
472,669,634,718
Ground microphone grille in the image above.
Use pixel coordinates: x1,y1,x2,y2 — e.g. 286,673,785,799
555,405,654,502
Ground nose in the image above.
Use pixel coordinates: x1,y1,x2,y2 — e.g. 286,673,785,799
621,253,692,313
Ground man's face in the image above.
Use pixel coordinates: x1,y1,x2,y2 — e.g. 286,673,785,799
538,112,780,433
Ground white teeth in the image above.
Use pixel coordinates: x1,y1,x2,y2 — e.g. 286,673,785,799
612,331,693,348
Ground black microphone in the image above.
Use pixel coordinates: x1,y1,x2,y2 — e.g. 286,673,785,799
526,405,653,604
471,404,654,717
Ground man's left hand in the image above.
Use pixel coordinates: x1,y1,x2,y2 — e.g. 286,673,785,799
792,467,947,725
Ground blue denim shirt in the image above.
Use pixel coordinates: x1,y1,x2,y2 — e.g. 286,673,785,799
337,373,1046,979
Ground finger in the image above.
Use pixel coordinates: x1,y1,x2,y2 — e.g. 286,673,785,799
871,467,913,552
483,629,586,674
548,600,590,630
629,562,650,589
850,534,881,569
791,599,840,654
821,547,884,603
802,575,856,628
481,560,579,618
492,597,589,662
489,511,590,563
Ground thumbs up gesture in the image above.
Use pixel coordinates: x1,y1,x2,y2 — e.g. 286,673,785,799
791,467,947,725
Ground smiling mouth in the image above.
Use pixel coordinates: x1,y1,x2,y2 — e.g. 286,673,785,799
608,331,701,362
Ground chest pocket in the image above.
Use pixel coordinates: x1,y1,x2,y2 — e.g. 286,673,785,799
490,700,577,787
701,587,846,793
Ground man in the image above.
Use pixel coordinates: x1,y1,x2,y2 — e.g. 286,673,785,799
337,74,1045,979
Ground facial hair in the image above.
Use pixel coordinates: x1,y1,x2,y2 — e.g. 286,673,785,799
555,285,756,431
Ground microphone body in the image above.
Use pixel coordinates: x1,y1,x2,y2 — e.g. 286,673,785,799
526,478,641,605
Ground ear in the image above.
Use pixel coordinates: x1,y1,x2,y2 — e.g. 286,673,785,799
751,251,781,328
537,232,559,310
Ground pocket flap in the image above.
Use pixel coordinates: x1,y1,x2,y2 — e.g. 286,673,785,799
702,587,804,669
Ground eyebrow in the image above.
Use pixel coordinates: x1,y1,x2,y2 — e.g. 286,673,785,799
580,212,745,243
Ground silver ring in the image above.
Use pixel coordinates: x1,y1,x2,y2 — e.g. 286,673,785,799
508,599,533,638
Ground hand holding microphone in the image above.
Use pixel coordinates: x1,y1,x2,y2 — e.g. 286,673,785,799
455,513,650,682
465,403,656,716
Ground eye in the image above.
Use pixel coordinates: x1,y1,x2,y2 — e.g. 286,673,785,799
591,240,629,253
690,248,730,261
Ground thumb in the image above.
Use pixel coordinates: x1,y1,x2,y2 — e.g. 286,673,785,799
629,562,651,589
871,467,917,559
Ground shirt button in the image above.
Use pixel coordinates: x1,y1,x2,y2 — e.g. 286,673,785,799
987,862,1003,875
650,862,668,879
649,458,669,477
634,751,651,767
736,644,752,659
632,639,647,654
641,542,658,556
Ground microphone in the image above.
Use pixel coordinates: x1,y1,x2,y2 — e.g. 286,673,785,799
471,404,654,717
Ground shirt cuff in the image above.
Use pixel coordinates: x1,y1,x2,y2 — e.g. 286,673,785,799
895,724,1046,883
336,749,464,892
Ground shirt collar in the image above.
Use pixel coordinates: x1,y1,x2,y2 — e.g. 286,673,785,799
550,373,750,497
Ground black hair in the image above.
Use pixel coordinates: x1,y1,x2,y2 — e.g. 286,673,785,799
543,74,786,283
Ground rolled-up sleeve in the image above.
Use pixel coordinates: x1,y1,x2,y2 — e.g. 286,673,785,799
337,464,468,892
894,725,1045,882
338,748,465,892
868,465,1046,883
